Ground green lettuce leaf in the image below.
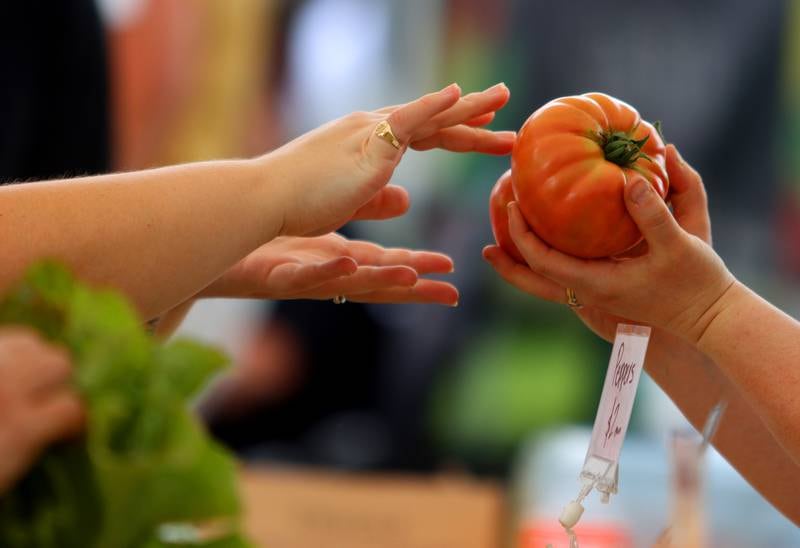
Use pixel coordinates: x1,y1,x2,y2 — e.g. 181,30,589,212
0,262,252,548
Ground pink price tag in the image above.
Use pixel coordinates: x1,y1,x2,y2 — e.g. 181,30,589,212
587,324,651,464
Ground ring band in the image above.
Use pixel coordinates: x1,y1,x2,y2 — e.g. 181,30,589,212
565,288,583,310
333,295,347,305
375,120,401,150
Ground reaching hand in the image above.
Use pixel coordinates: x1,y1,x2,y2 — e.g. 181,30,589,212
265,83,515,237
202,233,459,306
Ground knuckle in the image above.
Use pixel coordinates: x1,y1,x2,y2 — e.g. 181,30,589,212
349,110,371,124
386,108,406,128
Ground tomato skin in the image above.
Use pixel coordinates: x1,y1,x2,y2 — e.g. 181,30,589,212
489,169,526,263
511,92,668,258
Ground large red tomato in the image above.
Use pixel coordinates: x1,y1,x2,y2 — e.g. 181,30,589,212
489,169,525,263
511,92,668,258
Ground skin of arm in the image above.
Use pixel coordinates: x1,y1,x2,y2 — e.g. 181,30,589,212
0,159,280,321
647,329,800,523
696,282,800,471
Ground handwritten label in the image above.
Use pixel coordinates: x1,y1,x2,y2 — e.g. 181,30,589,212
586,324,651,464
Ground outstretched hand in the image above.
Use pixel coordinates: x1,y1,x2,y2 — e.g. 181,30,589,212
266,83,515,237
202,233,459,306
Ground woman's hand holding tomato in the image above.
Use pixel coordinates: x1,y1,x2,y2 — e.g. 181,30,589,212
485,144,737,345
200,233,458,306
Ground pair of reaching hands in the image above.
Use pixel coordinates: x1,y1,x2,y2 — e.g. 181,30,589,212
193,82,515,307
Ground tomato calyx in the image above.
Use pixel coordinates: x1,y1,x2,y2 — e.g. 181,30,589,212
598,126,653,168
593,121,664,168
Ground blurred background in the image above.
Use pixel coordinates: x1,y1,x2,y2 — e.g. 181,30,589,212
5,0,800,545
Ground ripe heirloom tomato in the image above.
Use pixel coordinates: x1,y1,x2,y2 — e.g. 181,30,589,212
489,169,525,263
511,92,668,258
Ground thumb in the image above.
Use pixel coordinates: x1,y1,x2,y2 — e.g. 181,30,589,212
624,175,682,250
665,144,711,243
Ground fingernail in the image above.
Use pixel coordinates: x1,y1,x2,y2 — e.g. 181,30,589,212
450,300,459,308
443,82,460,94
487,82,507,93
629,179,652,205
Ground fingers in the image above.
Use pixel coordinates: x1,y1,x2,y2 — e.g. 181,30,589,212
287,265,419,300
268,257,359,295
507,202,603,286
376,89,502,129
624,174,685,251
410,127,515,155
412,83,510,139
385,83,462,143
665,144,712,243
350,185,410,221
347,279,459,306
466,112,495,127
482,245,565,303
344,240,454,274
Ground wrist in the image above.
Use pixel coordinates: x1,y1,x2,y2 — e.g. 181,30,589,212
686,279,749,349
244,153,291,239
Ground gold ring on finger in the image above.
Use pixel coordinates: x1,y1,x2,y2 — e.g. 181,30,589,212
565,288,583,310
375,120,401,150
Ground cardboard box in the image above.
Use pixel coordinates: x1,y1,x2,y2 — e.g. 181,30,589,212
240,466,507,548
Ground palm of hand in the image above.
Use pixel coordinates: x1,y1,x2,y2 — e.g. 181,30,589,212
204,233,458,305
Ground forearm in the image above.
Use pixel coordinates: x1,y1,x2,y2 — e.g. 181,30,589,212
646,330,800,523
696,282,800,464
0,158,284,320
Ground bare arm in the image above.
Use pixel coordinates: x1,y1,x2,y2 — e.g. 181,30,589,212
697,283,800,470
646,330,800,523
0,159,278,321
0,84,514,322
